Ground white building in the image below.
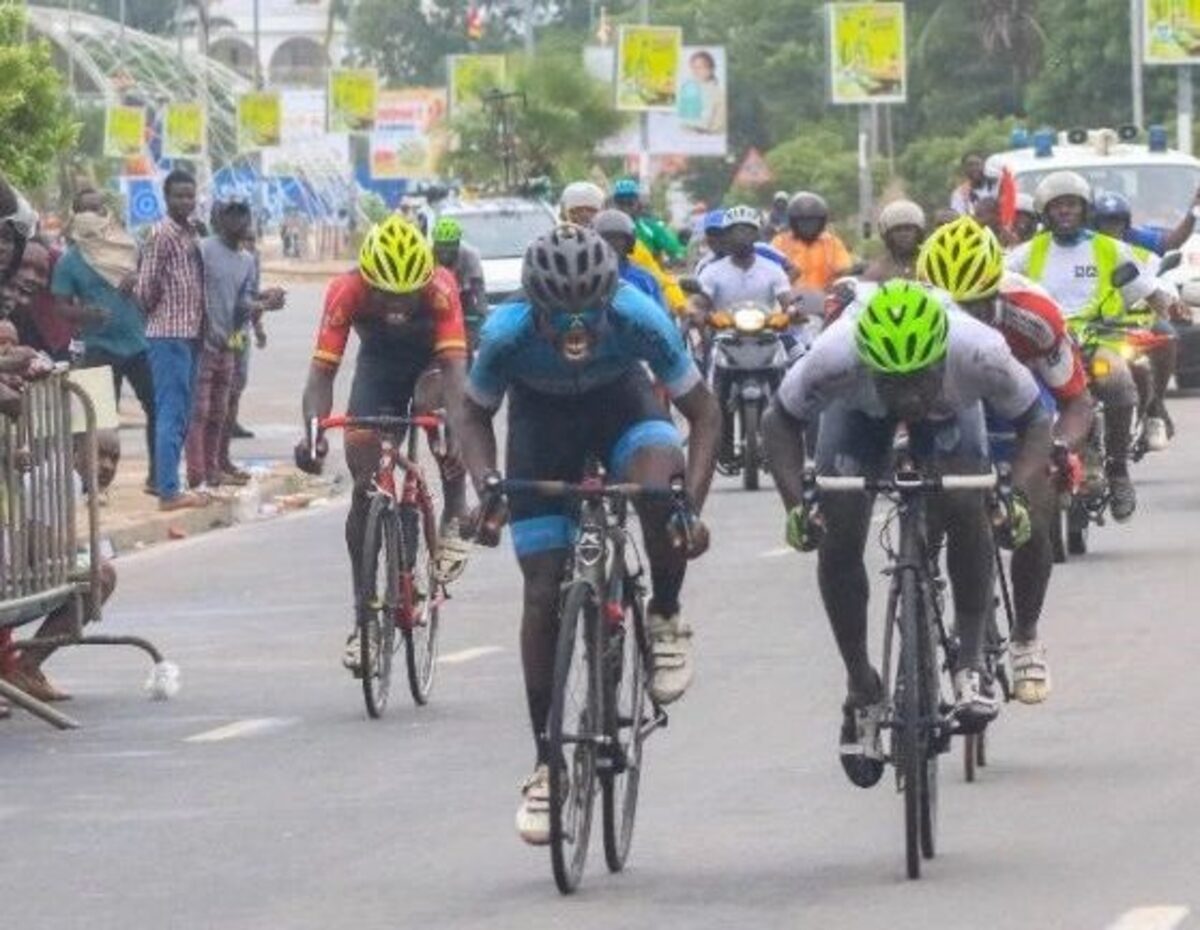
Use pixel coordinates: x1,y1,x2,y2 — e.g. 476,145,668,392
186,0,348,88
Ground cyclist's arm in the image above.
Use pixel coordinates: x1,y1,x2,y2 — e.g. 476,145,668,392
762,400,808,512
303,276,357,428
459,395,498,493
1011,401,1054,495
301,361,336,428
1163,188,1200,251
673,384,720,513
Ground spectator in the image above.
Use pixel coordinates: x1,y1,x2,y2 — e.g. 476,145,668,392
950,151,999,216
186,200,259,491
52,187,156,492
763,191,790,240
3,240,75,362
133,168,209,511
0,428,120,703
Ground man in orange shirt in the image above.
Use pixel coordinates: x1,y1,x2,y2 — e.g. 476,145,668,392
770,192,854,293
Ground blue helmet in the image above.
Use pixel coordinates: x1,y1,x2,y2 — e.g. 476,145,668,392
1093,190,1132,223
703,209,726,233
612,177,640,200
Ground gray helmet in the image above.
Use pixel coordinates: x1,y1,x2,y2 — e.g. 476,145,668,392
787,191,829,221
721,204,761,231
878,199,927,236
522,224,619,314
1034,170,1091,213
593,208,636,241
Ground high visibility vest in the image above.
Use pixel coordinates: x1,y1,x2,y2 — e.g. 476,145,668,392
1026,231,1120,310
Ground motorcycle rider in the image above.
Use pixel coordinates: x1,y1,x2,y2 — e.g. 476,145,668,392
764,190,791,239
1091,186,1200,256
1092,190,1184,450
594,208,667,312
695,209,795,277
560,181,687,317
1007,170,1168,521
863,199,927,282
1013,193,1039,244
762,280,1051,784
919,216,1095,705
611,177,687,265
770,192,855,293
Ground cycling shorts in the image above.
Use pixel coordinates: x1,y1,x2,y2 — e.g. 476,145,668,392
507,367,681,558
987,381,1057,463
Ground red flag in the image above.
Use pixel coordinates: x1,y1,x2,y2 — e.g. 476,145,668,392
466,5,484,40
998,166,1017,231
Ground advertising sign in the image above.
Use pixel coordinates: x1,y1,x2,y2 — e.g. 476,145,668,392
104,105,145,158
616,25,683,111
162,102,206,158
1145,0,1200,65
237,92,283,150
328,68,378,131
827,2,907,104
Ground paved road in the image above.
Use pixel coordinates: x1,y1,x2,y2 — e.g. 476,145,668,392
5,287,1200,929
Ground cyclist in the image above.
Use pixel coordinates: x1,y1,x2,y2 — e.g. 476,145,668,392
460,225,719,844
762,280,1051,786
561,181,687,317
611,177,687,265
918,216,1095,704
770,192,855,293
294,216,471,672
431,217,487,350
863,199,927,283
1007,170,1169,520
593,209,667,312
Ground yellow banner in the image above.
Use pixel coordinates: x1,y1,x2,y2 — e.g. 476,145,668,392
827,2,907,104
1145,0,1200,65
104,105,145,158
328,68,378,132
448,55,508,114
163,102,206,157
616,25,682,111
237,92,282,151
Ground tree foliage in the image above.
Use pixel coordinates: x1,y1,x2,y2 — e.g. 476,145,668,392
0,7,78,191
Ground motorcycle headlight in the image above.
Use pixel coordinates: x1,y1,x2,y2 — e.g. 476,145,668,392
1091,357,1111,379
733,307,767,333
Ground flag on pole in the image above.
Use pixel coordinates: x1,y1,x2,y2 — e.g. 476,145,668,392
467,5,484,40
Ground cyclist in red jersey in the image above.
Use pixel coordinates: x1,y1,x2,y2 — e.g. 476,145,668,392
918,216,1095,707
295,216,471,673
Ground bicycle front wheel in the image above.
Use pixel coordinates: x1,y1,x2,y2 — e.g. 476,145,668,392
399,503,440,706
358,495,400,719
602,586,649,873
548,581,601,895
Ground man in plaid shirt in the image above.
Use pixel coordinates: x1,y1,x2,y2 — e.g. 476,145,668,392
134,169,209,511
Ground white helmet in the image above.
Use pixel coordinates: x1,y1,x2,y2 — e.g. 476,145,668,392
1015,192,1037,215
721,204,761,231
1034,171,1091,213
559,181,605,216
878,199,927,236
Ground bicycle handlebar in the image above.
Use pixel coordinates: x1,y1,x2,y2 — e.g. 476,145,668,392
809,471,999,494
306,413,445,460
485,475,687,502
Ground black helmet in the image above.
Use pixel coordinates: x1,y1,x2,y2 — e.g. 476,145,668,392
593,208,637,241
522,224,619,314
787,191,829,221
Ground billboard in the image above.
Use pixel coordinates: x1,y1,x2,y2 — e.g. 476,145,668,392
826,2,907,105
237,91,283,151
616,25,683,111
370,88,448,181
328,68,378,132
647,45,728,156
104,105,145,158
162,102,206,158
1144,0,1200,65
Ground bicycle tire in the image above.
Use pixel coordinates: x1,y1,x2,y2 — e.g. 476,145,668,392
918,601,939,861
602,585,648,873
963,733,978,782
742,400,760,491
548,581,600,894
358,495,399,719
1050,500,1067,564
894,563,923,880
400,502,440,706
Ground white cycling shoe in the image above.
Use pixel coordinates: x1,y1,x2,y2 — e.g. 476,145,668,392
1145,417,1170,452
648,610,694,705
953,668,1000,728
516,765,551,846
342,625,379,678
434,519,471,585
1010,640,1052,704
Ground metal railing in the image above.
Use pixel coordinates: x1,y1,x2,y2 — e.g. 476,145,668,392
0,369,172,729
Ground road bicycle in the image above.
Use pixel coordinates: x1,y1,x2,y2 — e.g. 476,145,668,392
309,412,444,718
481,472,692,894
804,460,1002,879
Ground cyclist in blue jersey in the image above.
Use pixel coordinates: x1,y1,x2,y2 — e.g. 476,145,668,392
593,208,668,313
459,225,720,846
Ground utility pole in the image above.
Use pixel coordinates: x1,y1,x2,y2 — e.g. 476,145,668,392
637,0,651,191
1131,0,1146,128
253,0,263,88
177,0,184,60
523,0,535,55
1180,66,1194,155
67,0,75,95
118,0,126,69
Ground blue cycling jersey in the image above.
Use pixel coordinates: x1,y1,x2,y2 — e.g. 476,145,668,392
467,282,701,409
619,260,666,310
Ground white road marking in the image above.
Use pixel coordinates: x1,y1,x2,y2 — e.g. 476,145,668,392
183,717,297,743
437,646,504,665
759,547,794,558
1107,907,1191,930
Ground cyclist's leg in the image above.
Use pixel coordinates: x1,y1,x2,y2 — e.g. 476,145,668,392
814,403,892,700
412,365,467,525
1148,319,1177,423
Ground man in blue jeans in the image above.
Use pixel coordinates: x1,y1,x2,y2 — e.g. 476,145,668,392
133,169,209,511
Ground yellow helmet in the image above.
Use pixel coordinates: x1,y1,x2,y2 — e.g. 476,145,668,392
358,216,434,293
916,216,1004,303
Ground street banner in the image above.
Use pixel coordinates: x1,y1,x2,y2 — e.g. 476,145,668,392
328,68,378,132
122,176,163,228
616,25,682,111
648,45,728,156
1144,0,1200,65
371,87,448,180
104,105,145,158
237,91,283,151
280,89,327,144
162,102,206,158
376,88,448,133
826,2,907,105
262,133,350,176
448,54,507,114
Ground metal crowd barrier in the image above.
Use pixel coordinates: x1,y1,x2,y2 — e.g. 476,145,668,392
0,369,170,729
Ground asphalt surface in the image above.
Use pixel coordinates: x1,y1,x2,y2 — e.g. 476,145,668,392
4,285,1200,930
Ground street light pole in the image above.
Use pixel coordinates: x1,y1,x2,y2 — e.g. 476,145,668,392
253,0,263,88
1131,0,1146,128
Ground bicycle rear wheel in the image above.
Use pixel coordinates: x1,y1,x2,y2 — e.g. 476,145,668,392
892,561,931,880
918,596,940,862
358,495,400,719
548,581,600,894
399,502,440,706
602,585,649,873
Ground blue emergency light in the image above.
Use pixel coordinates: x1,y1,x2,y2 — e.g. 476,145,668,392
1148,125,1169,152
1033,129,1055,158
1010,127,1030,149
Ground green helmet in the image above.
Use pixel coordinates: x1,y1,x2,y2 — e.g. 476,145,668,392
432,217,463,244
856,280,950,374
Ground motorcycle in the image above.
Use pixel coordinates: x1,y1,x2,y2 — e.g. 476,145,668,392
708,302,794,490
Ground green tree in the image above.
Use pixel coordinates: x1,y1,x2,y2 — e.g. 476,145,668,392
0,7,78,191
444,54,626,186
